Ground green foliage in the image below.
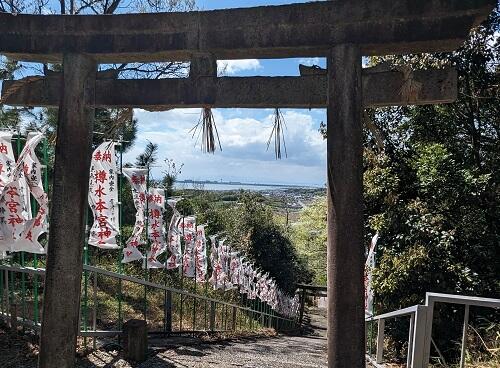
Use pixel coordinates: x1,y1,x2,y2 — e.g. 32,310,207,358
315,8,500,362
362,9,500,362
135,141,158,167
179,190,312,295
291,197,327,286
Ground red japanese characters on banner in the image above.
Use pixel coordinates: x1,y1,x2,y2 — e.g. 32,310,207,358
0,132,16,254
146,188,166,268
122,168,148,263
0,132,46,254
208,235,221,288
0,132,15,193
181,216,197,277
88,142,119,249
166,199,182,270
13,132,48,253
229,251,241,286
0,180,25,251
205,232,299,317
209,239,233,290
194,225,208,282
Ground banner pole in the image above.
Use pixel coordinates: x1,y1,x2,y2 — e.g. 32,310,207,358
179,216,185,332
17,132,28,325
117,138,124,333
143,166,150,321
192,223,198,334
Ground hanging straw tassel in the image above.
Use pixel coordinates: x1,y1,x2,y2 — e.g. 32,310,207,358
267,108,287,159
190,107,222,153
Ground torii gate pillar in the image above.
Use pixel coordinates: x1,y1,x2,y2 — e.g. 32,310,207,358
327,44,365,367
38,54,96,368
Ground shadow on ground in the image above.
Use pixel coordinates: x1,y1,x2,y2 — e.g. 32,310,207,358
0,308,329,368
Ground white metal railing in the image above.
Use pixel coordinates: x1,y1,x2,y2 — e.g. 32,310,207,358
366,292,500,368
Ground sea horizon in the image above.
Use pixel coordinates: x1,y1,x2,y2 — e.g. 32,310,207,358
174,179,324,191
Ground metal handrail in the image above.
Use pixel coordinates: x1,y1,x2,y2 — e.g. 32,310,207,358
0,263,297,339
426,292,500,309
365,292,500,368
366,305,419,322
0,264,295,323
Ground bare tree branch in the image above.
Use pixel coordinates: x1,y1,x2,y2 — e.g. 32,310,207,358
104,0,121,14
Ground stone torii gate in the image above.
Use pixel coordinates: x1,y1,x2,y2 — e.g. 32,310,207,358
0,1,495,367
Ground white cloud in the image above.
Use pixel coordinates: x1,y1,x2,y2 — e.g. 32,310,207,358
298,57,323,66
125,108,326,186
217,59,262,75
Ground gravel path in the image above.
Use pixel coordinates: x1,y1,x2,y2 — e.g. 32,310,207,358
76,334,327,368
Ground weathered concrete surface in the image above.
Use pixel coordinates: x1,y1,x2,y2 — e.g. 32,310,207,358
38,54,96,368
327,44,365,367
0,0,495,62
1,67,457,109
123,319,148,362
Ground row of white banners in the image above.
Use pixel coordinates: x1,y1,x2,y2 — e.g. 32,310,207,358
0,136,378,318
0,138,299,318
87,141,300,318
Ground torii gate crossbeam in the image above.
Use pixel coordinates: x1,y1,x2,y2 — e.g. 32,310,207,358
0,1,495,367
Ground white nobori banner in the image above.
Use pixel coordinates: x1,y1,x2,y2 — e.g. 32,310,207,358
365,233,379,316
194,225,208,282
146,188,166,269
166,199,182,270
0,132,47,254
122,167,147,263
12,132,48,253
181,216,196,277
88,142,119,249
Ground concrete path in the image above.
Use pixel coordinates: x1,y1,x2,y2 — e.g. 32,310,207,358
146,334,327,368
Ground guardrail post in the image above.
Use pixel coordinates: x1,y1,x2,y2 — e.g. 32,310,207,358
376,319,385,364
232,307,237,331
0,268,3,315
407,313,415,367
411,305,428,368
365,320,370,355
165,291,172,334
299,288,306,325
123,319,147,362
422,298,435,367
459,304,470,368
209,301,216,332
9,302,17,332
5,269,9,318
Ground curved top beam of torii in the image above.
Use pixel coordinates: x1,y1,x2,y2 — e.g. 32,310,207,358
0,0,495,63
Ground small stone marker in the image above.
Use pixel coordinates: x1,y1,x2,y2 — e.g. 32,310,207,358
122,319,147,362
9,303,17,332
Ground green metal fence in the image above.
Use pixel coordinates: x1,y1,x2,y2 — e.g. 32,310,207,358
0,135,299,347
0,263,298,345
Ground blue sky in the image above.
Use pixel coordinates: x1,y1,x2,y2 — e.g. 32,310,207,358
198,0,325,10
124,55,328,186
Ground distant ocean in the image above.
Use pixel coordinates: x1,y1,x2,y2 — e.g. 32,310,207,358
174,182,320,191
